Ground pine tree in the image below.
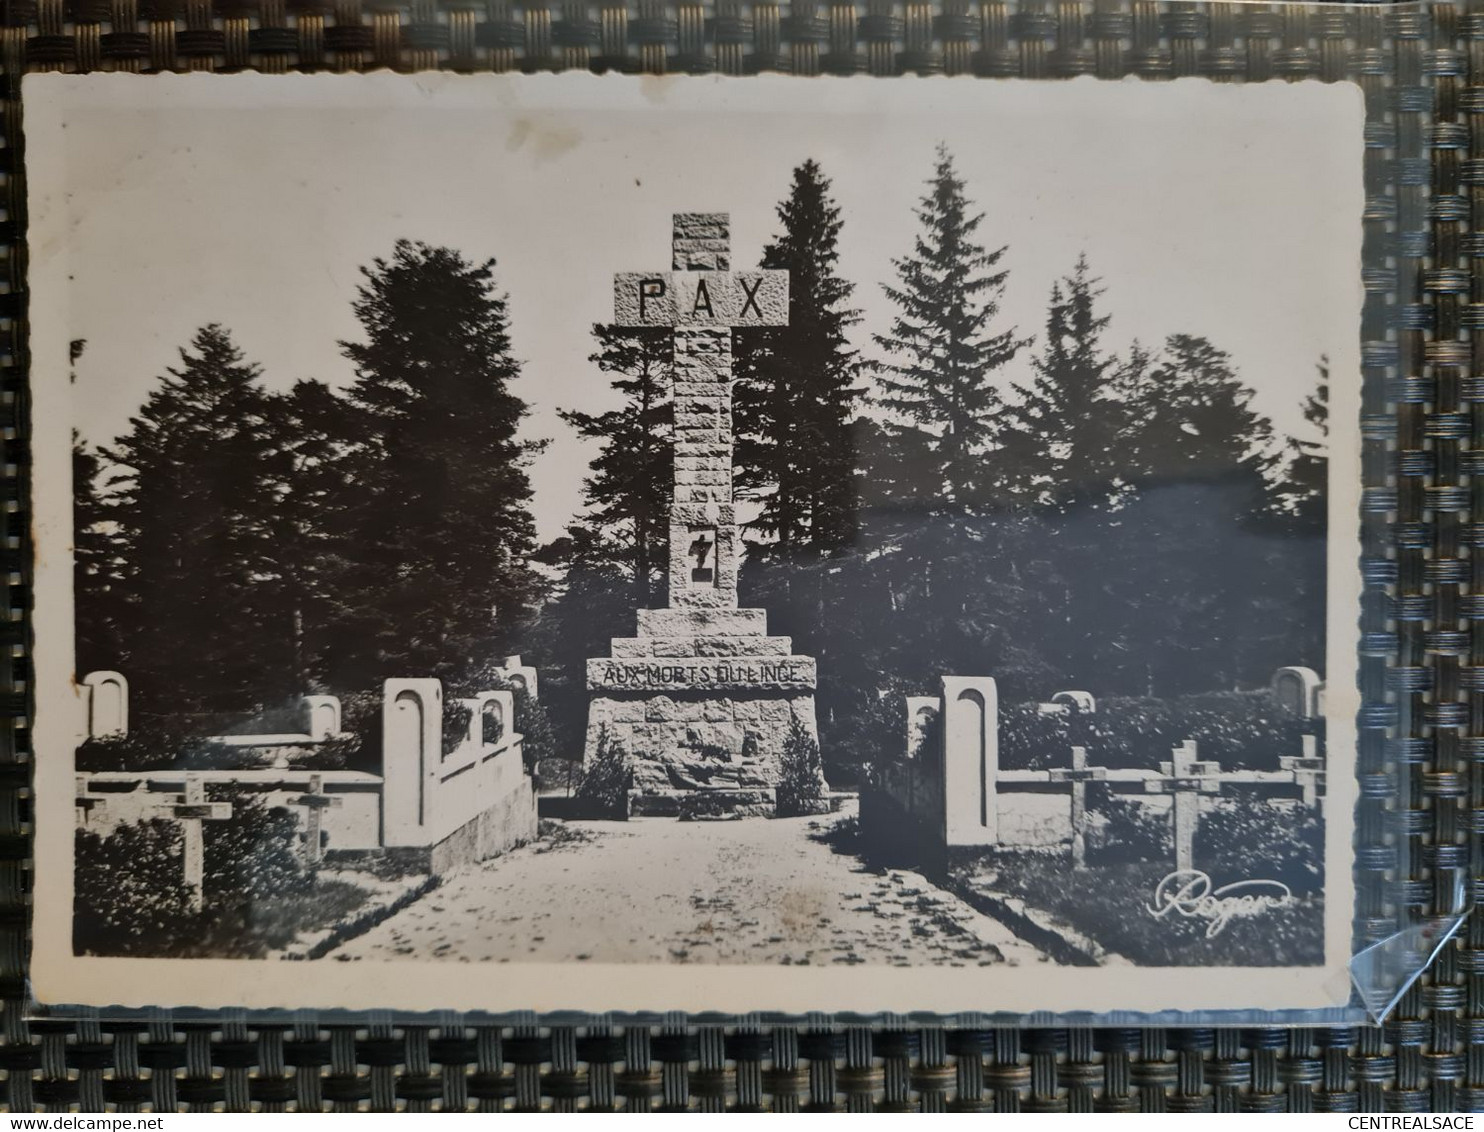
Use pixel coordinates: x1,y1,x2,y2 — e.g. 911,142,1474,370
331,240,543,686
997,256,1129,514
560,324,673,607
734,160,862,557
104,325,291,717
871,144,1027,506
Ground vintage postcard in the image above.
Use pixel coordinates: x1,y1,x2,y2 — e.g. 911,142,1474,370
27,72,1361,1014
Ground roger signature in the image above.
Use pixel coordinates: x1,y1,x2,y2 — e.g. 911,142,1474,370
1146,870,1293,938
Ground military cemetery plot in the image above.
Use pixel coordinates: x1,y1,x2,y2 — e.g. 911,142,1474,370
26,73,1361,1014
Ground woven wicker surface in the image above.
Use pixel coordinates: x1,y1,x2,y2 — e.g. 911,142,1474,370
0,0,1471,1112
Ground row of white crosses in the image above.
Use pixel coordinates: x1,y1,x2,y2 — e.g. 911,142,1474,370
1011,737,1323,873
923,666,1327,872
75,773,345,910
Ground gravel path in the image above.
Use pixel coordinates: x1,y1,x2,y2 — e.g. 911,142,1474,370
327,808,1050,967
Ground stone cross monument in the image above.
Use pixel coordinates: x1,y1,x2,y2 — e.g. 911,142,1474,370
581,212,823,816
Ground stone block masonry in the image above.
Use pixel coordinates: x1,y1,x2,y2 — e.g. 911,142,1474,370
582,210,822,817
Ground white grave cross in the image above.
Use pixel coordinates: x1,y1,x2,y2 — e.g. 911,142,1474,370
613,213,789,608
1143,740,1222,872
74,774,111,828
143,775,233,912
292,773,342,866
1048,745,1107,867
1280,753,1325,808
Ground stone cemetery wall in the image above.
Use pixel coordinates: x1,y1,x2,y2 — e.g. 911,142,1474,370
873,739,1068,850
868,668,1325,870
997,791,1072,847
77,672,543,879
862,756,945,864
381,679,537,872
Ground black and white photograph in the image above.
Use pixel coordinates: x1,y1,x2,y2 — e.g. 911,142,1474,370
28,72,1360,1014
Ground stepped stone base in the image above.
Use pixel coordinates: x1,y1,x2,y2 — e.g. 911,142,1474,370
631,787,777,820
582,605,823,816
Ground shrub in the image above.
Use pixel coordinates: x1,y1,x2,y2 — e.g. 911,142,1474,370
1086,691,1311,771
337,689,384,761
293,734,358,771
74,819,198,955
999,689,1316,773
442,699,474,755
775,717,830,818
75,731,211,772
216,699,309,736
998,704,1074,771
1194,795,1323,894
204,790,312,902
1084,793,1168,865
574,727,632,818
74,789,313,957
510,685,556,776
837,687,910,788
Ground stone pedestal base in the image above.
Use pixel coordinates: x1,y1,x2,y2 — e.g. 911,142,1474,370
582,606,822,816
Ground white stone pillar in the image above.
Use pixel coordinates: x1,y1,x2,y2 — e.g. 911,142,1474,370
381,678,443,847
1272,666,1323,718
82,670,128,739
940,676,999,847
303,694,342,740
905,695,939,759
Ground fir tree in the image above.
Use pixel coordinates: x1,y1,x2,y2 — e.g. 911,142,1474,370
734,160,862,557
560,324,673,607
104,325,291,716
871,144,1027,506
261,379,355,691
332,240,543,686
73,429,121,676
1278,356,1329,530
1091,335,1293,694
1123,334,1278,498
523,525,640,755
72,334,124,675
997,256,1130,513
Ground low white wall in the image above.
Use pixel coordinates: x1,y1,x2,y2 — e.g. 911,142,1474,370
997,793,1071,847
422,734,529,849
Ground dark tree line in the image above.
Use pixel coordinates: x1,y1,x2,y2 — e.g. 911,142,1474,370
75,150,1329,779
75,241,542,723
549,146,1330,778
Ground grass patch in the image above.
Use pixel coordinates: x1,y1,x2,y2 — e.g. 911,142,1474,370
241,878,369,952
955,851,1324,967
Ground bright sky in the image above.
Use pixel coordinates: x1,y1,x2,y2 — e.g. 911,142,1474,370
39,73,1363,541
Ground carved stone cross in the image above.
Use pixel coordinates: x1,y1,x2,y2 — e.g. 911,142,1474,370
1143,740,1222,872
613,213,789,609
